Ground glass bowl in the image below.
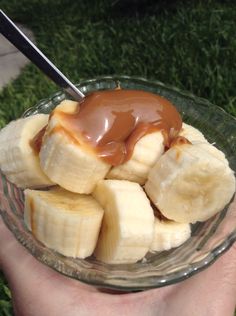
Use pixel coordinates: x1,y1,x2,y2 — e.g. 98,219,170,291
0,76,235,291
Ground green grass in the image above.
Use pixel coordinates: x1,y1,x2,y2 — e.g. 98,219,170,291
0,0,236,126
0,0,235,314
0,272,13,316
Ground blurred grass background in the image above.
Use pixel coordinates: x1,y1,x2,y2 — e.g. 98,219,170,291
0,0,235,314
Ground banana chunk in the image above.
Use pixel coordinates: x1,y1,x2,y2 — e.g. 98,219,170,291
150,218,191,252
145,143,235,223
55,100,79,113
178,123,208,144
39,103,111,194
92,180,155,264
106,131,164,185
24,187,104,258
0,114,53,188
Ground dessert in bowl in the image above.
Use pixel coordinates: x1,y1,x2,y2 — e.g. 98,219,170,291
0,76,235,291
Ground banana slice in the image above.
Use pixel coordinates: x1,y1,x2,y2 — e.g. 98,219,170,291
199,142,229,164
92,180,154,264
24,187,104,258
106,131,164,185
55,100,78,113
106,123,208,184
39,102,111,194
150,217,191,252
0,114,53,188
178,123,208,144
145,143,235,223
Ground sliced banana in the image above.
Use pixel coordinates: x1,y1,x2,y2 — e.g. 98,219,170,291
24,187,104,258
178,123,208,144
106,131,164,185
150,217,191,252
145,142,235,223
3,98,235,263
54,100,79,113
0,114,53,188
92,180,155,264
199,142,229,164
39,101,111,194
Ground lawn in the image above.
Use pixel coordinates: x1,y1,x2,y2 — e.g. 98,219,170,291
0,0,235,314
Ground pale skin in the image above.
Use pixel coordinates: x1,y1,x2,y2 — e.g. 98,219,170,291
0,209,236,316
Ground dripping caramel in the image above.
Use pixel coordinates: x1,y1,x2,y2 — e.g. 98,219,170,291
30,125,47,154
170,136,191,147
53,90,182,166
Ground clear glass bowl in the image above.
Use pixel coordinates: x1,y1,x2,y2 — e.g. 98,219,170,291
0,76,235,291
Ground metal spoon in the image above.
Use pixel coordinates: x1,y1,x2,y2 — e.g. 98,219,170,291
0,10,85,101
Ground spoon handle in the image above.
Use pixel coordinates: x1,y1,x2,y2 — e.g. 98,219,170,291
0,10,85,101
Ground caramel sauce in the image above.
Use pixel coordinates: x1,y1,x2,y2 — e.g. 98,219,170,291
152,204,169,221
170,136,191,147
169,136,191,161
52,90,182,166
49,125,81,147
30,125,47,154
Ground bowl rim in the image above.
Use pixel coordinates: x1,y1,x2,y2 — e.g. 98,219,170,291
24,75,236,122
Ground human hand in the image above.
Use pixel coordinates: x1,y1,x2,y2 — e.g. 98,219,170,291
0,212,236,316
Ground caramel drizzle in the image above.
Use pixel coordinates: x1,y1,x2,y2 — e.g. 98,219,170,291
31,90,183,166
30,125,47,154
